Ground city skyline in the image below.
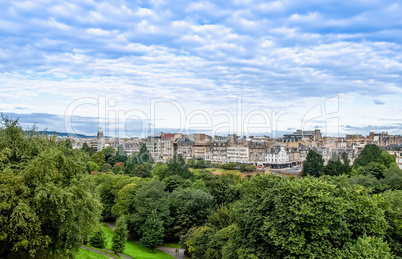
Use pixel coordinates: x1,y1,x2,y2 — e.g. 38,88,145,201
1,0,402,136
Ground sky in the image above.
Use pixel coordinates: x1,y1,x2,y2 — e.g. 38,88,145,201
1,0,402,138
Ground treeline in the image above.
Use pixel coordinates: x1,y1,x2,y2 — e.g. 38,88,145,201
0,116,401,258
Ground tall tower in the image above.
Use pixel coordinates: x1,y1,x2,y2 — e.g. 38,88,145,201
97,127,104,151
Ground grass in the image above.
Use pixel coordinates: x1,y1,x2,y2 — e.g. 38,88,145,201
76,248,109,259
100,223,174,259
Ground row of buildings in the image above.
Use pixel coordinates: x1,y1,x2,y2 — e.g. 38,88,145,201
66,128,402,169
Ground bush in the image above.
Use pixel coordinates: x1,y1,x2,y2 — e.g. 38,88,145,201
90,227,106,248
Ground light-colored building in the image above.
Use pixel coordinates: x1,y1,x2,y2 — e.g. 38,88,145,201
211,136,227,164
176,138,194,161
146,133,162,162
382,144,402,169
227,145,249,163
266,145,289,164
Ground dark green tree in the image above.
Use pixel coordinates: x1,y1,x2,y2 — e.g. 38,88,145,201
140,211,165,250
302,148,324,177
166,154,194,181
322,152,343,176
224,175,389,258
90,227,106,248
0,115,102,258
137,144,152,164
133,163,153,178
126,180,172,238
112,216,128,254
169,188,214,239
354,144,395,169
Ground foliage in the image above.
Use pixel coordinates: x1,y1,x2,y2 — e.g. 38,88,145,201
101,146,116,162
89,227,106,249
137,144,152,164
178,175,393,259
197,173,238,206
100,163,112,172
111,216,128,254
163,175,187,192
302,149,324,176
88,160,100,173
91,151,106,166
354,144,395,169
133,163,153,178
187,159,211,169
152,163,169,180
376,190,402,258
191,179,209,193
94,174,133,220
0,116,102,258
166,154,194,181
341,235,392,258
126,180,172,238
140,211,165,249
169,188,214,239
81,142,97,157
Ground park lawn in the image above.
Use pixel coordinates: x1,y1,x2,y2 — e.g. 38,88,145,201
101,223,174,259
76,248,109,259
124,241,174,259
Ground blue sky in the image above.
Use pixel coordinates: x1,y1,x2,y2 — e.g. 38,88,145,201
1,0,402,137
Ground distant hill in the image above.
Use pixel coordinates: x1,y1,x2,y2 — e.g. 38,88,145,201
24,130,97,138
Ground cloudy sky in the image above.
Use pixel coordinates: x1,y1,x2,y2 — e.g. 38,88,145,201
1,0,402,138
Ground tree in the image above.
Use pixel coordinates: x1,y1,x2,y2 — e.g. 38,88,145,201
81,142,97,157
322,152,343,176
100,163,112,172
354,144,394,169
191,179,209,193
133,163,153,178
341,151,352,175
137,144,152,164
166,154,194,181
163,175,187,192
91,151,106,166
224,175,389,258
90,227,106,248
88,160,100,173
126,180,172,238
140,211,165,250
112,216,128,254
0,116,102,258
169,188,214,239
102,146,116,162
376,190,402,258
152,163,169,180
302,148,324,177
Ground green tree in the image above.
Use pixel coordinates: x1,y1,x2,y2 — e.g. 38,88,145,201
191,179,209,193
302,148,324,177
133,163,153,178
354,144,394,169
0,116,102,258
126,180,172,238
140,211,165,250
91,151,106,166
88,160,100,172
102,146,116,162
225,175,389,258
169,188,214,239
90,227,106,248
376,190,402,258
81,142,97,157
152,163,169,180
322,152,343,176
137,144,152,164
112,216,128,254
166,154,194,181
